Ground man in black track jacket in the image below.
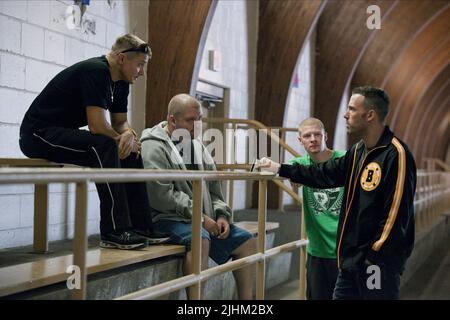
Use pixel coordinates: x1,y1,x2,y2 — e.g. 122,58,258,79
258,86,417,300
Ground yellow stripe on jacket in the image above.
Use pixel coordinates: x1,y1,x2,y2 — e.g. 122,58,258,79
372,138,406,251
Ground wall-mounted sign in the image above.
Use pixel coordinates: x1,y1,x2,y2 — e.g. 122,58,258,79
208,50,221,72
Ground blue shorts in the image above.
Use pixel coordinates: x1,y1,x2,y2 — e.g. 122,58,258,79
153,219,253,265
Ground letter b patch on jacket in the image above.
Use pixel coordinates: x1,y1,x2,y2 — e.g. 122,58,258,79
360,162,381,191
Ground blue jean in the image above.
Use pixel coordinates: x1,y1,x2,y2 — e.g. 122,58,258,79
153,219,253,265
332,263,401,300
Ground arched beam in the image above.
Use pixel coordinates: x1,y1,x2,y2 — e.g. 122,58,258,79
145,0,216,127
379,4,450,129
431,110,450,161
349,1,449,147
314,0,397,144
414,78,450,166
254,0,325,127
390,41,450,140
402,5,450,142
411,67,450,157
352,1,448,88
437,123,450,161
420,94,450,165
440,132,450,161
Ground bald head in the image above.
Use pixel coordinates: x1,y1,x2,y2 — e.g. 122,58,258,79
168,94,201,119
167,94,203,138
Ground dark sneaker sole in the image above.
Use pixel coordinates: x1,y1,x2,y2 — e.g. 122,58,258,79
99,241,146,250
146,237,170,245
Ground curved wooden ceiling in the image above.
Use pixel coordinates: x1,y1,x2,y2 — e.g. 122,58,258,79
145,0,216,128
400,42,449,139
145,0,450,165
312,0,449,164
254,0,325,127
314,0,396,144
380,4,450,133
352,1,447,88
420,84,450,163
436,112,450,160
411,66,450,166
322,0,449,164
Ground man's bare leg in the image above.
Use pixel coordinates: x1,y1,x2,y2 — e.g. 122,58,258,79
231,237,257,300
183,238,210,299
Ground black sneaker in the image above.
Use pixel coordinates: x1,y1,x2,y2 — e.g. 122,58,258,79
134,229,170,245
100,231,147,250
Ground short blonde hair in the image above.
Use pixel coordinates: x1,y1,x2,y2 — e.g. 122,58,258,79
111,34,152,57
298,117,325,135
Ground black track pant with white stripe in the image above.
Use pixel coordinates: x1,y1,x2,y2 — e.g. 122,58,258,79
19,127,154,235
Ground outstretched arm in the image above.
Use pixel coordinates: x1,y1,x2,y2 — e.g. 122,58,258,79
257,155,348,189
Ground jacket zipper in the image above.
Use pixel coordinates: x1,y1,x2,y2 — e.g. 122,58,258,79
336,143,388,269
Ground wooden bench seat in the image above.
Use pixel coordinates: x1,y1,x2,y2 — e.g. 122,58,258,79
0,244,186,298
0,158,59,167
234,221,279,235
0,221,279,298
0,157,281,298
0,158,281,254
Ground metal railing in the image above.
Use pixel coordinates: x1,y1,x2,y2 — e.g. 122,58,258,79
423,158,450,172
203,117,300,210
1,167,447,300
0,167,309,300
414,171,450,236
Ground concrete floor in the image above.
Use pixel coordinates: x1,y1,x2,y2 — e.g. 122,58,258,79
2,216,449,300
266,232,450,300
266,279,302,300
400,232,450,300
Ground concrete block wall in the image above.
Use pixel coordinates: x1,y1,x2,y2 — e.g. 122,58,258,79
0,0,138,249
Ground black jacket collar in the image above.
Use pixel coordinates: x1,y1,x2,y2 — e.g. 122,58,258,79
359,125,394,151
374,126,394,147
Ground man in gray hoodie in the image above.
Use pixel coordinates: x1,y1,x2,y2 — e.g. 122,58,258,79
140,94,256,299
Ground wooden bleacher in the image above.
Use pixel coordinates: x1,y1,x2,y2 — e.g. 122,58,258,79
234,221,279,236
0,244,186,298
0,158,59,167
0,221,279,298
0,158,280,298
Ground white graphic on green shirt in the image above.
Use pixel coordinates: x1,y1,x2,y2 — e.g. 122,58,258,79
290,150,346,259
308,187,342,215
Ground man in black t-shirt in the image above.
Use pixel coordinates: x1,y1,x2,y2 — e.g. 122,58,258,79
20,34,168,249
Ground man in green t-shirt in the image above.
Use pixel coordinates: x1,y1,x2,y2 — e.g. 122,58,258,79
290,118,345,300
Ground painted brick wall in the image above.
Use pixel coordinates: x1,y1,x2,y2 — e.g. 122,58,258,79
0,0,140,249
